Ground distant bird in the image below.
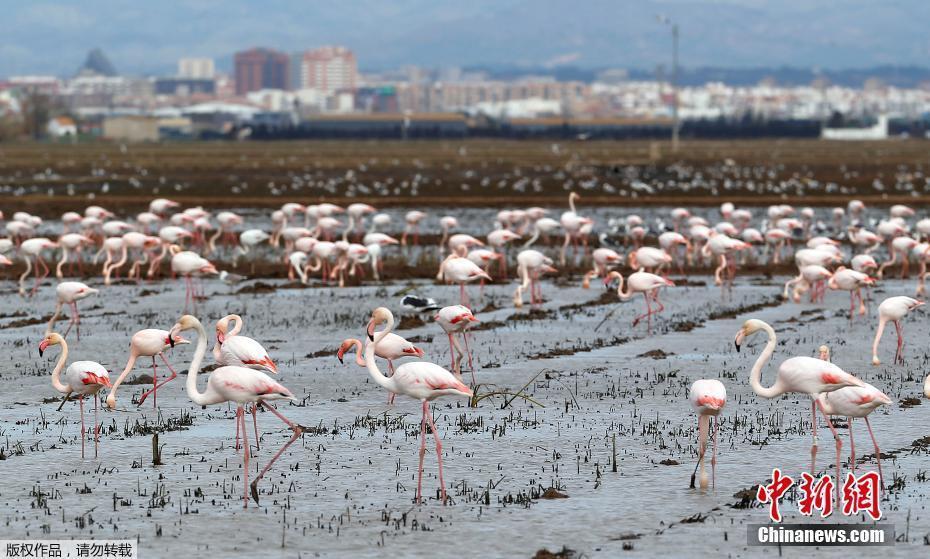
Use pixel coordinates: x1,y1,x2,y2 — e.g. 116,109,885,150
606,270,675,330
401,294,441,313
219,270,246,287
689,379,726,490
40,333,110,459
871,296,924,365
46,282,98,340
434,305,479,381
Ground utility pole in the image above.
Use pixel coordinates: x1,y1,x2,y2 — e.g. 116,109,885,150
657,15,680,153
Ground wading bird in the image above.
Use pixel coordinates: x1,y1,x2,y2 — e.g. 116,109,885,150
46,282,98,340
106,328,190,409
364,307,472,504
689,379,726,490
871,296,924,366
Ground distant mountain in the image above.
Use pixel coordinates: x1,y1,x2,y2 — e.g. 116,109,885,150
76,48,118,77
2,1,930,77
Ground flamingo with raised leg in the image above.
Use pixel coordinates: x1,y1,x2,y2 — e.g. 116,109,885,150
170,315,302,507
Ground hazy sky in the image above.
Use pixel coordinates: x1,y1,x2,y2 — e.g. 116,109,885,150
1,0,928,77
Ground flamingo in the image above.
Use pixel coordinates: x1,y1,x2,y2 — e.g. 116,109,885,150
106,328,191,409
364,307,472,504
214,314,277,373
734,319,865,499
147,226,193,278
688,379,726,490
605,270,675,330
172,249,218,311
783,265,833,304
582,248,623,288
39,333,110,459
46,282,98,340
56,233,92,279
828,267,875,319
439,216,458,255
818,345,891,486
19,237,58,297
628,247,672,274
337,334,424,404
486,229,521,278
438,250,492,305
434,305,479,381
236,229,270,272
559,192,592,266
702,233,750,291
401,210,427,248
170,314,302,507
871,296,924,366
877,236,918,279
513,249,557,308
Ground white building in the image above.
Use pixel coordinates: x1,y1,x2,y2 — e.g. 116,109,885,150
47,116,77,138
297,46,357,93
178,58,215,79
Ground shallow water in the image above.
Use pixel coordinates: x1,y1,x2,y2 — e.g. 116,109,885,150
0,271,928,558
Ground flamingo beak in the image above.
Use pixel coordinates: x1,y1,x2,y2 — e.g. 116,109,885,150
734,331,744,352
366,319,375,341
217,331,225,345
39,340,49,356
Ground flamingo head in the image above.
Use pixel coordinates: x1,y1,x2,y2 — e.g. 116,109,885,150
818,345,830,361
697,394,726,411
734,318,768,351
38,333,64,356
336,339,360,364
168,315,199,346
366,307,393,340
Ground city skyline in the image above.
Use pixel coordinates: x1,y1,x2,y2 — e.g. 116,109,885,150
2,1,929,77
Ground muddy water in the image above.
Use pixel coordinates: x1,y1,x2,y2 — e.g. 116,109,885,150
0,274,928,558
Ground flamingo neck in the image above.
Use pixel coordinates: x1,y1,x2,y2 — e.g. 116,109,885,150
107,350,139,402
749,322,784,399
365,317,399,394
227,315,244,337
569,194,576,214
50,340,70,394
186,318,220,406
616,274,633,300
348,338,365,366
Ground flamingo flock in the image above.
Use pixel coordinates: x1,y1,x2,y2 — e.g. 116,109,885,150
10,193,930,516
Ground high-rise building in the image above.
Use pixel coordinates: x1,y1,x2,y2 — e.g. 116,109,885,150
234,48,289,95
297,46,357,92
178,58,215,79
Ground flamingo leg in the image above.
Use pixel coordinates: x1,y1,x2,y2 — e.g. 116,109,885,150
79,396,85,460
387,361,396,405
425,402,448,505
252,403,260,451
712,415,718,489
811,400,818,474
816,399,843,504
864,417,884,489
462,333,476,385
235,407,241,450
416,400,428,504
848,417,856,472
93,394,99,458
894,320,904,364
249,402,303,505
239,406,249,508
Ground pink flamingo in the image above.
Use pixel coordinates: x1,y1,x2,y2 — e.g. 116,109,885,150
171,249,218,311
434,305,479,381
828,267,875,319
817,345,891,486
513,249,557,307
628,247,672,274
438,250,492,305
56,233,92,279
19,237,58,297
486,229,521,278
171,315,302,507
106,328,190,409
583,248,623,288
871,296,924,366
214,314,277,373
401,210,427,248
40,333,110,459
46,282,98,340
605,270,675,330
735,319,865,500
365,307,472,504
689,379,726,489
338,334,424,404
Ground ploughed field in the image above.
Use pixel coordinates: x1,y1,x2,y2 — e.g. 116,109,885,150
0,270,928,557
3,139,930,214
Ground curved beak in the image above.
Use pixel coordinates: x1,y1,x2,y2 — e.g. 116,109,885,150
38,340,49,356
366,319,375,341
734,330,744,352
